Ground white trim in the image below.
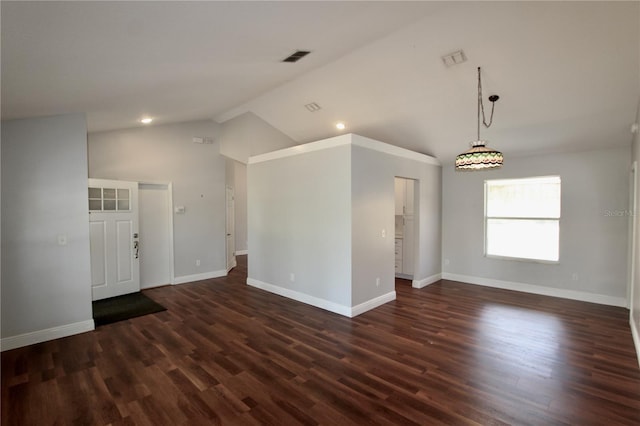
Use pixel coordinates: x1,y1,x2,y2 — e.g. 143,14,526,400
350,291,396,317
249,135,351,164
1,320,95,352
226,186,236,272
442,272,627,307
174,269,227,285
630,317,640,368
628,161,637,309
227,258,237,273
248,133,441,166
246,278,395,317
247,278,352,316
167,182,176,285
351,134,441,166
235,249,248,255
412,273,442,289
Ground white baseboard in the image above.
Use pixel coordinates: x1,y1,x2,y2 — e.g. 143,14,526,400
246,277,395,318
351,291,396,317
412,273,442,289
1,319,95,352
442,272,627,307
174,269,227,285
631,315,640,368
235,250,248,256
247,278,352,316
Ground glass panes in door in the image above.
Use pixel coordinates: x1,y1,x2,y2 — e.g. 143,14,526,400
89,187,132,212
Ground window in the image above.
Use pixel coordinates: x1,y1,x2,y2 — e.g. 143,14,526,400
89,187,130,212
485,176,561,262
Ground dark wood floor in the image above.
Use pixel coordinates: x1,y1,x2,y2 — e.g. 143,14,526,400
3,256,640,425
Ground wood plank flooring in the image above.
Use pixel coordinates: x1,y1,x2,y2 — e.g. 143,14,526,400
3,255,640,425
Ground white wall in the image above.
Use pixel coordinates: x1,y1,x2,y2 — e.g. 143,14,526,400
633,8,640,362
139,183,172,288
442,147,630,306
631,96,640,364
88,120,227,280
350,136,441,306
234,161,248,253
224,158,247,255
219,112,293,256
248,141,353,310
218,112,296,164
1,114,94,350
247,134,441,316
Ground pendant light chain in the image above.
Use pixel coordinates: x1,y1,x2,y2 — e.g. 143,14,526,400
478,67,496,131
477,67,481,141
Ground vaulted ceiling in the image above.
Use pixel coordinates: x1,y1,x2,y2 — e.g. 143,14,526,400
2,1,639,163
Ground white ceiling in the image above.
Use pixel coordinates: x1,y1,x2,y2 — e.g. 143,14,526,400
2,1,639,163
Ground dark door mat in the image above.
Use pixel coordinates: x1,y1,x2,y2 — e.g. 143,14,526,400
92,292,166,327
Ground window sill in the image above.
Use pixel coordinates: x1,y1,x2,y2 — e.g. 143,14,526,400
485,254,559,265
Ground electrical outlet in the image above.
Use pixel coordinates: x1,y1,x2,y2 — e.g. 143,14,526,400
444,259,450,266
290,273,295,282
572,273,578,281
196,259,201,266
381,229,386,238
376,277,380,287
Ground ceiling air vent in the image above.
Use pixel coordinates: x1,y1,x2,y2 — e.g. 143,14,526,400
304,102,321,112
441,50,467,67
282,50,311,63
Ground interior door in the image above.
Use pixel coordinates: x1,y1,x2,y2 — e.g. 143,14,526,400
89,178,140,301
139,183,172,289
226,186,236,271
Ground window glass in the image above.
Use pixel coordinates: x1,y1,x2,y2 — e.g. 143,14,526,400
485,176,561,262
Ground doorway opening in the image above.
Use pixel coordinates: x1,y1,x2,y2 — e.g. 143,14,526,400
394,177,418,287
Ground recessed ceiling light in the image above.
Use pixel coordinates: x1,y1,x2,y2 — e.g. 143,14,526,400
140,117,153,124
336,122,346,130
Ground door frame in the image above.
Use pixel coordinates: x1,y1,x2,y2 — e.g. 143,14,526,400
394,176,419,281
629,162,637,312
226,186,236,272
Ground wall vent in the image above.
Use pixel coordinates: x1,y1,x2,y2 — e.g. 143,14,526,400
193,137,214,144
441,50,467,67
282,50,311,63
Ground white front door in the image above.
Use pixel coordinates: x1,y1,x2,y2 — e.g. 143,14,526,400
89,178,140,301
226,186,236,271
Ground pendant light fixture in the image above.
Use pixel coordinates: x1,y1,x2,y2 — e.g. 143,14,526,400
455,67,503,171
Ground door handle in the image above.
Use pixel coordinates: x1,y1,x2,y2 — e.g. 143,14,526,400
133,240,139,259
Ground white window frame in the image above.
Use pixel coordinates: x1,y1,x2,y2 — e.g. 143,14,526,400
484,176,561,264
89,186,132,212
